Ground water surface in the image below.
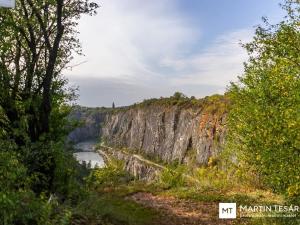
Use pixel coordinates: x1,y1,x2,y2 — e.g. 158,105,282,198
73,140,105,168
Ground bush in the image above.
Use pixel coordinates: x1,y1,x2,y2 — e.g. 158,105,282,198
287,182,300,204
0,151,28,191
225,1,300,201
159,165,186,188
0,151,53,225
0,140,86,224
194,156,234,190
85,160,129,189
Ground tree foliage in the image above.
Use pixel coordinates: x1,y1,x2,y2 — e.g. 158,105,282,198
0,0,98,142
226,0,300,201
0,1,98,223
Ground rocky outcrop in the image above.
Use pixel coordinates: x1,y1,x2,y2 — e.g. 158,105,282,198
70,96,228,165
68,106,109,143
100,146,163,181
102,105,226,165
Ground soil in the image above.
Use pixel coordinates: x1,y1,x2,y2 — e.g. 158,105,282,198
127,192,237,225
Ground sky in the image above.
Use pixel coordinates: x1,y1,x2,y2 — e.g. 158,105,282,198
64,0,285,107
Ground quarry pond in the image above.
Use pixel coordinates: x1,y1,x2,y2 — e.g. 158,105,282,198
73,140,105,168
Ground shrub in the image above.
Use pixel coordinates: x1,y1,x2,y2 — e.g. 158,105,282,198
0,151,53,225
85,160,129,189
194,156,232,190
0,140,87,224
287,182,300,204
225,1,300,200
159,165,187,188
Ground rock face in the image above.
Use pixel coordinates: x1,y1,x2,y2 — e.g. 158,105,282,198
102,105,226,165
69,98,227,165
68,106,108,143
100,147,163,181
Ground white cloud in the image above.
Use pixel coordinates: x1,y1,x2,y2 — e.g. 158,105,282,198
167,29,253,87
64,0,199,84
64,0,255,106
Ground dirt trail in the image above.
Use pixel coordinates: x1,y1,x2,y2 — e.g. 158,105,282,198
127,192,235,225
100,145,237,224
99,145,201,185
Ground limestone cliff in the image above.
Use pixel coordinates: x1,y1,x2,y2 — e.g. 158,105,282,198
68,106,108,142
99,146,163,181
69,95,228,165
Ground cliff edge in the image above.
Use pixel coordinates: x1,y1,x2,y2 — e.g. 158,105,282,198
69,94,229,165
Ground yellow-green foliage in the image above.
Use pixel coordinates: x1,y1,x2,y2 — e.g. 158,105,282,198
202,94,230,115
226,2,300,202
74,193,157,225
86,160,130,189
194,156,234,190
159,165,187,188
126,92,230,112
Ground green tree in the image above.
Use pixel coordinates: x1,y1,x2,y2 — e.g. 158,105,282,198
173,91,187,100
226,0,300,200
0,0,98,197
0,0,98,142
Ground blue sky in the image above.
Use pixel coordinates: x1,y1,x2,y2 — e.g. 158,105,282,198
179,0,284,47
65,0,284,107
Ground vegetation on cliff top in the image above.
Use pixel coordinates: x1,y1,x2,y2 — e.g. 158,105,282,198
127,92,230,114
71,92,230,120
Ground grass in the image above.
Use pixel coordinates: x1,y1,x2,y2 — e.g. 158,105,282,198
72,165,299,225
71,179,299,225
160,186,284,205
73,192,158,225
82,144,299,225
70,160,160,225
98,145,287,206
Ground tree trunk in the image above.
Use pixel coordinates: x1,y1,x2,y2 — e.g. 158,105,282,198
40,0,64,135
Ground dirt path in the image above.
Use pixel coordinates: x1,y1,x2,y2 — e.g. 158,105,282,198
99,145,201,185
100,145,239,224
127,192,235,225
